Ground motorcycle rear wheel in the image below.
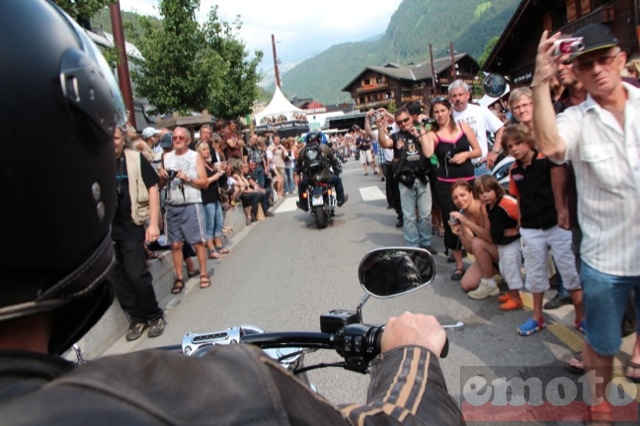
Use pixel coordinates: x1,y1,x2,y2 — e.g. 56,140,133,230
314,206,327,229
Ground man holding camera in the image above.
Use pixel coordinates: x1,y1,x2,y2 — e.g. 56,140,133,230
531,23,640,423
159,127,212,293
376,108,435,251
354,126,379,176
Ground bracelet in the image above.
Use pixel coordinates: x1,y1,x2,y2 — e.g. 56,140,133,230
490,149,501,155
529,72,552,88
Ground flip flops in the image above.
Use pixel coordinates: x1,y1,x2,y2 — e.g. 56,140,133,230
450,268,465,281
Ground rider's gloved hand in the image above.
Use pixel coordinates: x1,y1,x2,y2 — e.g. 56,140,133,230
381,312,446,356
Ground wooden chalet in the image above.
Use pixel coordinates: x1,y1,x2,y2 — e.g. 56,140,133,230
341,53,479,111
483,0,640,86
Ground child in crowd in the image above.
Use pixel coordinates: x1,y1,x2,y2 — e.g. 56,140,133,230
475,175,523,311
505,124,584,336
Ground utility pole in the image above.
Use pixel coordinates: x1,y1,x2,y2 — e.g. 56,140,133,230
109,0,136,128
271,34,281,88
449,41,456,82
429,43,437,96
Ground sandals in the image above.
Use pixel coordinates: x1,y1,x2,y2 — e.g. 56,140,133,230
171,279,185,294
187,268,200,278
216,247,231,255
209,250,224,259
450,267,465,281
567,352,585,374
199,275,211,289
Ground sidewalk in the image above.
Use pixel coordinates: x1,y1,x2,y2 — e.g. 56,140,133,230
67,202,255,360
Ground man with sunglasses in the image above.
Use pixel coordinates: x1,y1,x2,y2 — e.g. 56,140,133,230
531,23,640,424
377,108,435,251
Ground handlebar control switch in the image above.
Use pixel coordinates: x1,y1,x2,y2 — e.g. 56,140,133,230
320,309,360,333
334,323,382,373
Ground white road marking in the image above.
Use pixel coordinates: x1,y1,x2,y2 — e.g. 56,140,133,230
359,186,386,202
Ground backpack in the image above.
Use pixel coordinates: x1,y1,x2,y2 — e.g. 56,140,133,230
303,144,326,174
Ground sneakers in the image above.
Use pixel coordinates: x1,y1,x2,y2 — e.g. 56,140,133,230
517,318,545,336
126,322,148,341
467,281,499,299
575,320,585,333
264,211,274,217
500,298,523,311
148,317,166,338
544,294,572,310
497,293,512,304
337,194,349,207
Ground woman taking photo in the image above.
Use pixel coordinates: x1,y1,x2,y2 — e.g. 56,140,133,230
448,181,500,299
425,98,481,281
196,142,228,259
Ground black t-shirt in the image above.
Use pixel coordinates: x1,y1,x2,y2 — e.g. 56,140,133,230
201,164,220,204
356,136,371,151
112,152,159,241
390,131,429,176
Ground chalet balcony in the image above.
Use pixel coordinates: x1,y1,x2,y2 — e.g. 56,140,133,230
355,82,389,94
354,99,393,110
557,4,615,35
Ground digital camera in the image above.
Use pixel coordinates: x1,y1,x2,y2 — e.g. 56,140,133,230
553,37,584,56
166,169,178,180
448,217,460,226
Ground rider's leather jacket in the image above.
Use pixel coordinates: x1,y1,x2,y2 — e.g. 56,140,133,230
0,344,463,425
295,142,341,181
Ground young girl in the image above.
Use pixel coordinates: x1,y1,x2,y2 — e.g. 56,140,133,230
475,175,523,310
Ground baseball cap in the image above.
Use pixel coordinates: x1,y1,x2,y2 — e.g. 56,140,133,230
142,127,161,139
568,23,619,63
159,133,173,148
408,102,423,115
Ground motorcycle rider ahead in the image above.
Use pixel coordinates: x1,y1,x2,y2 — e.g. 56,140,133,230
0,2,463,425
296,131,349,211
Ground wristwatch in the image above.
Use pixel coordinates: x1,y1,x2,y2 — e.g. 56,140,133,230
490,149,501,155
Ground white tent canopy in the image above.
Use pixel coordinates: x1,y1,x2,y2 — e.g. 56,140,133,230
255,86,307,125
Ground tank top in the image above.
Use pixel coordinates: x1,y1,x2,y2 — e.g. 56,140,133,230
164,150,202,205
434,130,474,182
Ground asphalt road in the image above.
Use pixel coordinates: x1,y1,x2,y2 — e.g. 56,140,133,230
104,157,638,425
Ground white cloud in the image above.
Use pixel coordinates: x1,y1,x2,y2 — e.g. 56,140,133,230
118,0,402,68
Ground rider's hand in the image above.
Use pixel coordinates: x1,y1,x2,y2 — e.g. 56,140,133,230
381,312,446,356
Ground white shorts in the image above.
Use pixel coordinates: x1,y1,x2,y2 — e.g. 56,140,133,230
360,150,373,165
520,225,581,293
498,239,524,291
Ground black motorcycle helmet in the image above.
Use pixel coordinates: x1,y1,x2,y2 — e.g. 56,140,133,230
306,132,321,144
0,0,126,354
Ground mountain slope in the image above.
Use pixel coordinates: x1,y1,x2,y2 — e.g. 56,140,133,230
278,0,519,104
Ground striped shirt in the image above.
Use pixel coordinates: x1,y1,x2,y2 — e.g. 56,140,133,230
556,82,640,275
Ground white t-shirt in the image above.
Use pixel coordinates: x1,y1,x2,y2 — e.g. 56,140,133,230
452,103,504,161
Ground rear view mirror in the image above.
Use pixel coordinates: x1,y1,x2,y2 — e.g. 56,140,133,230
358,247,435,297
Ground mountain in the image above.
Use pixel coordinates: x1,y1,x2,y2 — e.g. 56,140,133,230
276,0,520,104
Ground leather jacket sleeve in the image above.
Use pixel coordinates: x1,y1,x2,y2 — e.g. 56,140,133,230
341,346,465,425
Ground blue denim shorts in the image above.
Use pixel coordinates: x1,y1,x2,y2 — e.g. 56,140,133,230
581,260,640,356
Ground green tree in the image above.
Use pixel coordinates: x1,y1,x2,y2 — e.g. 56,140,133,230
55,0,113,21
478,36,499,69
132,0,208,115
202,8,263,119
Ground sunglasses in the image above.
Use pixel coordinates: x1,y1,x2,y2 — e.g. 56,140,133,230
430,96,448,104
396,117,411,125
172,135,187,141
573,53,618,72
